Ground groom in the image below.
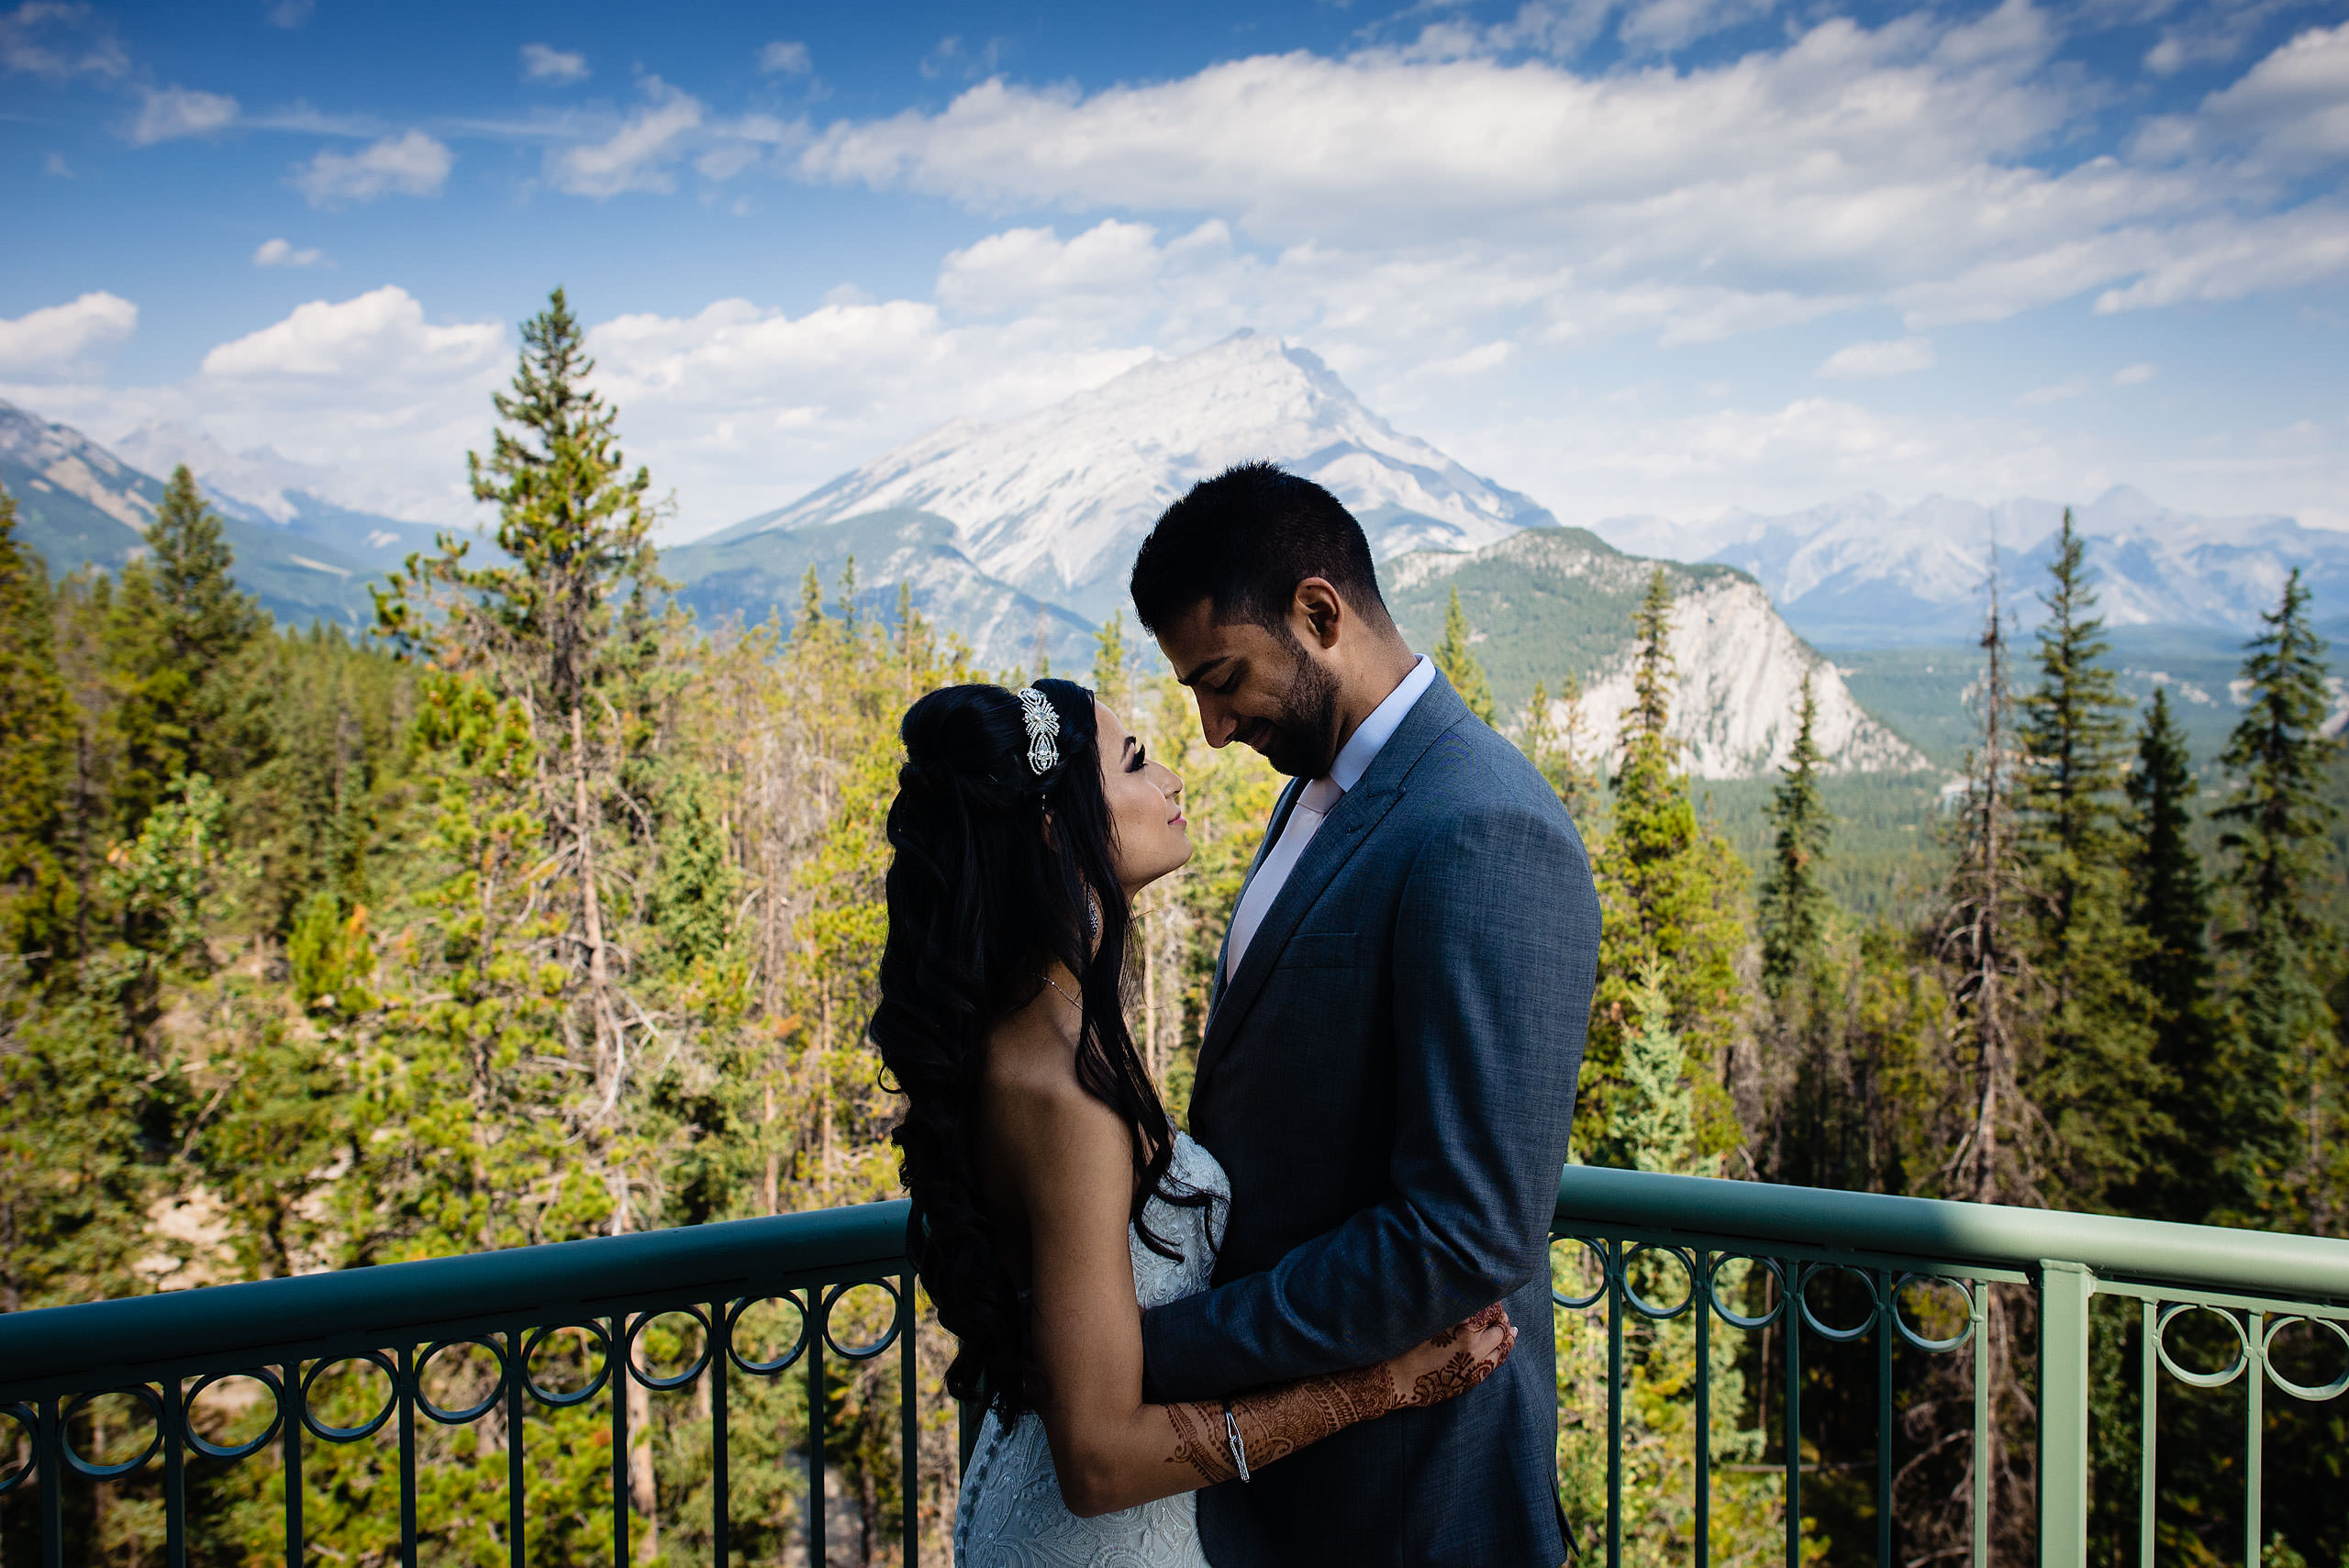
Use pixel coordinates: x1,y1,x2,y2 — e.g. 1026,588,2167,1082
1129,462,1600,1567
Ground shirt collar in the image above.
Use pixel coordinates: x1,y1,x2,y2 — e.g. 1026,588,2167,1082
1328,655,1433,794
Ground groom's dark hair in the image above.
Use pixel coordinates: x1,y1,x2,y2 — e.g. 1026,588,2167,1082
1129,461,1395,637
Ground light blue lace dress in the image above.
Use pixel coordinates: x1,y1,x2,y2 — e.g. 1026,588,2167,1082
954,1131,1230,1568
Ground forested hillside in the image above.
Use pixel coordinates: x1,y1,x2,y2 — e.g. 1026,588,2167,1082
3,293,2343,1566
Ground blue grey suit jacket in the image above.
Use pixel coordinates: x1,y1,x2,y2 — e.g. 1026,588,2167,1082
1141,671,1600,1567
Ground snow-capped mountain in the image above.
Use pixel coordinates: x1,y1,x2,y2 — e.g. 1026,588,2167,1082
0,398,450,628
1599,488,2349,649
1386,530,1924,778
699,331,1557,619
109,421,447,563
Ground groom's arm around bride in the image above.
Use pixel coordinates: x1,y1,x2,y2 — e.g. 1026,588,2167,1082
1130,464,1601,1568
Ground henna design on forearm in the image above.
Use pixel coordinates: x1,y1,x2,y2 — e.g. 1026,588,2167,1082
1163,1399,1231,1486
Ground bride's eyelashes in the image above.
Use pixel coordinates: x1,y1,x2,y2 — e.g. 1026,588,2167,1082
1128,743,1149,773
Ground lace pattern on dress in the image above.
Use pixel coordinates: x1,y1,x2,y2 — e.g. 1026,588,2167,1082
952,1132,1230,1568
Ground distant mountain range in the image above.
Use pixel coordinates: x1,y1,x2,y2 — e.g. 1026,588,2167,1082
696,331,1556,626
1599,490,2349,649
0,399,452,629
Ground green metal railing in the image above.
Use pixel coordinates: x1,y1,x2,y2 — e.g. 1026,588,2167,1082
3,1170,2344,1566
1549,1167,2349,1568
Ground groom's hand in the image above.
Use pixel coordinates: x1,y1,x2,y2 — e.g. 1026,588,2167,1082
1381,1303,1516,1409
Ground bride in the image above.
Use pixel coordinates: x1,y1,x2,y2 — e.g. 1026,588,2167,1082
871,678,1516,1567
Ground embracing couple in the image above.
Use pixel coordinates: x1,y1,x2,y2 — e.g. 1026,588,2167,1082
872,462,1602,1567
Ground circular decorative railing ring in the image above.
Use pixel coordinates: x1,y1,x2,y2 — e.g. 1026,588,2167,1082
184,1369,286,1461
2260,1316,2349,1402
0,1403,37,1495
821,1278,907,1362
522,1322,614,1408
415,1339,509,1425
727,1293,812,1375
302,1351,402,1442
1619,1245,1698,1322
61,1385,164,1479
2153,1303,2251,1389
1798,1264,1881,1344
1705,1254,1787,1331
1549,1236,1610,1311
626,1307,715,1393
1889,1274,1976,1353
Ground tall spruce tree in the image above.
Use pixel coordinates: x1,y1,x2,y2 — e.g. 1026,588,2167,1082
2124,688,2218,1220
1759,669,1832,997
106,466,261,831
1433,584,1498,724
2213,569,2343,1229
0,490,76,964
1584,566,1747,1164
2016,509,2155,1206
1519,674,1600,823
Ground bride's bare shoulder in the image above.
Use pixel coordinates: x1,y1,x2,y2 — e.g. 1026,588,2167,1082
984,990,1126,1173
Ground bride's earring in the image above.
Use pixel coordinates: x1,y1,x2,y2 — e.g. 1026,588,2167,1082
1085,888,1103,942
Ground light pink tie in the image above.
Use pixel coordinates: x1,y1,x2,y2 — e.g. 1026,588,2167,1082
1224,776,1344,981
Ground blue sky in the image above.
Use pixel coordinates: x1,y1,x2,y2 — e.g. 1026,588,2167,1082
4,0,2346,536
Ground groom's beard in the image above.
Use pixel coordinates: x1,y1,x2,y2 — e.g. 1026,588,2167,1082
1250,641,1343,779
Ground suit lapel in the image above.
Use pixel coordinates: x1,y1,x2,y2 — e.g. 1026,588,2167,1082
1192,674,1471,1098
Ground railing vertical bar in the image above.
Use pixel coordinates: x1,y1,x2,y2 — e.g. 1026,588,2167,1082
164,1377,187,1568
612,1316,631,1568
1785,1265,1802,1568
281,1361,304,1568
1607,1240,1623,1568
2244,1310,2263,1568
1876,1271,1892,1568
713,1301,730,1568
2139,1300,2156,1568
901,1273,918,1568
1696,1251,1710,1568
810,1289,828,1568
398,1347,419,1568
1971,1284,1989,1568
506,1331,526,1568
38,1395,61,1568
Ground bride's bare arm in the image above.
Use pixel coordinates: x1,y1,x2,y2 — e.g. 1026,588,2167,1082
987,1030,1513,1518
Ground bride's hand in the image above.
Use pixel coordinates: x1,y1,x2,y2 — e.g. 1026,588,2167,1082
1383,1303,1516,1409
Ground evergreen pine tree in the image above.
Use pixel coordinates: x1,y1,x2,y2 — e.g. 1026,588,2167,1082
1093,609,1132,714
1519,675,1600,823
1433,584,1497,724
1759,669,1832,998
149,464,262,675
0,490,77,964
2125,688,2218,1220
2016,508,2155,1207
2212,569,2343,1229
1585,567,1747,1164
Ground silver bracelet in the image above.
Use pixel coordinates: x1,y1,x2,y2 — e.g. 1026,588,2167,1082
1222,1403,1251,1483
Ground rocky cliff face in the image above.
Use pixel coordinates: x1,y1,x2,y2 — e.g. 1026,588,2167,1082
1387,529,1925,779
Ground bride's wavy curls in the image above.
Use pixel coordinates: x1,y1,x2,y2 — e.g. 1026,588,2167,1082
872,679,1198,1416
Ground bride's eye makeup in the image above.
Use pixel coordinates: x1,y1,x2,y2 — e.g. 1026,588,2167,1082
1128,743,1149,773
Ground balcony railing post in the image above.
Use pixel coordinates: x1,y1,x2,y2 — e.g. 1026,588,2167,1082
1785,1265,1802,1568
505,1329,525,1568
1607,1239,1623,1568
165,1376,188,1568
712,1298,730,1568
38,1394,61,1568
2039,1260,2095,1568
2244,1310,2264,1568
281,1358,304,1568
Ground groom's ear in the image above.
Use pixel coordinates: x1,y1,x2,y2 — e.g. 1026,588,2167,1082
1291,577,1346,651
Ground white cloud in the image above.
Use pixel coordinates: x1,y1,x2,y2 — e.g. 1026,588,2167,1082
252,238,326,268
270,0,312,27
2019,376,2089,406
521,42,588,84
127,84,238,145
201,285,502,382
0,2,128,81
0,291,136,378
549,79,703,197
758,39,810,75
293,129,452,206
2112,362,2156,385
1817,336,1936,379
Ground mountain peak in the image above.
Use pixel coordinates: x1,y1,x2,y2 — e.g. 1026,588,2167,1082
720,333,1555,617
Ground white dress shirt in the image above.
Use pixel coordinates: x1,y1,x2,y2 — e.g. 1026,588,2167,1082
1223,656,1435,980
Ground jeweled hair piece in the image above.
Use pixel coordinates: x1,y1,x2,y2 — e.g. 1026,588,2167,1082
1017,686,1061,775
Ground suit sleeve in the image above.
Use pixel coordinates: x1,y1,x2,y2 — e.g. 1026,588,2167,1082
1141,781,1601,1403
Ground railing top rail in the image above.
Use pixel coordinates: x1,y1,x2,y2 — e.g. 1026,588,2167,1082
1554,1165,2349,1304
0,1199,911,1400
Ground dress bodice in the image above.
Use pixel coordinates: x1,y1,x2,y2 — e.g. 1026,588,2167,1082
954,1131,1229,1568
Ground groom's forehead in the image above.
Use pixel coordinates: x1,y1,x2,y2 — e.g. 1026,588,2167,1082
1158,604,1275,684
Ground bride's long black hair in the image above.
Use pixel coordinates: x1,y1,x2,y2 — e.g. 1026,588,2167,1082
872,678,1197,1416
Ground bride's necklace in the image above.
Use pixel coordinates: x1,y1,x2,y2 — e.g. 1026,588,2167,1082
1043,975,1081,1012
